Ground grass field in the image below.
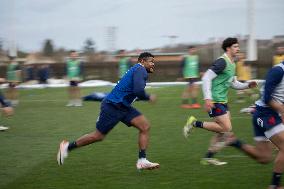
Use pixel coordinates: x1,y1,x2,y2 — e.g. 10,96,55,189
0,85,277,189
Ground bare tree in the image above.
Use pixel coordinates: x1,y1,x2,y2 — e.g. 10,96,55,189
43,39,54,57
83,38,95,54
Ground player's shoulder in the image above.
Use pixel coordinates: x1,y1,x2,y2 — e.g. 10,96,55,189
215,57,226,63
265,64,284,83
212,58,226,67
270,63,284,75
132,64,145,72
275,62,284,70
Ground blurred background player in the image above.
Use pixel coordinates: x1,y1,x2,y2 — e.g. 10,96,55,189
82,92,109,102
183,38,257,165
57,52,159,170
226,61,284,189
0,78,14,131
6,56,21,106
118,49,132,79
65,50,83,107
180,46,201,109
37,64,50,85
273,46,284,67
235,52,255,103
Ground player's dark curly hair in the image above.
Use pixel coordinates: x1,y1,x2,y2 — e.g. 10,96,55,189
138,52,154,62
222,37,238,52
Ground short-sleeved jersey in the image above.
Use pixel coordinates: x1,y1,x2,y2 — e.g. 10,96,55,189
106,63,150,107
253,62,284,139
256,62,284,108
182,55,199,78
66,59,81,80
211,54,236,103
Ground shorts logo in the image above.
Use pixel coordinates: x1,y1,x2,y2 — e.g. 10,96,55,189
268,116,276,125
215,108,222,114
257,118,264,127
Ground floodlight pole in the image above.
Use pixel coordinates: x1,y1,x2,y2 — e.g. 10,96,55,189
247,0,257,61
8,0,17,57
106,26,117,53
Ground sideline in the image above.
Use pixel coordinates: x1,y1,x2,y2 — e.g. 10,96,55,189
0,79,265,89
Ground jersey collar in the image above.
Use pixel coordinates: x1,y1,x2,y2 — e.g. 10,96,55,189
223,53,234,64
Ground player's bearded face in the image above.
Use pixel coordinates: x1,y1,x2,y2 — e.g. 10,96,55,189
144,57,155,73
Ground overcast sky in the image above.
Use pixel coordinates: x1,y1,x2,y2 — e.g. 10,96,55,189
0,0,283,52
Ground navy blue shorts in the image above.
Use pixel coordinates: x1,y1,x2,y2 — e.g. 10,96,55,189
96,100,141,134
252,106,282,138
0,94,11,107
70,81,79,86
208,103,228,117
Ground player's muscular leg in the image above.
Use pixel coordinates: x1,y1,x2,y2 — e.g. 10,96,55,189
203,113,232,133
270,131,284,173
131,115,150,150
76,129,105,147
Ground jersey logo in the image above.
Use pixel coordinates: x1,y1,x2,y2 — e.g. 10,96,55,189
96,116,100,123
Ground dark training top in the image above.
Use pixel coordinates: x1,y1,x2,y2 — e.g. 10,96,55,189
106,63,150,107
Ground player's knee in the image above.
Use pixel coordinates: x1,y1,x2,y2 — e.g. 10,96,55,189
221,126,231,133
257,155,272,164
2,107,14,117
140,123,150,133
257,158,271,164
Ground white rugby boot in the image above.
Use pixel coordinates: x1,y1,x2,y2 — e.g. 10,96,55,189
136,158,160,170
57,140,69,165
